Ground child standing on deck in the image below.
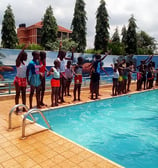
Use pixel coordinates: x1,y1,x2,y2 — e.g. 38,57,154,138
26,51,41,109
137,70,142,91
90,53,108,99
73,57,83,101
65,60,74,96
39,51,48,106
111,63,119,96
57,45,74,103
48,59,60,107
14,44,28,112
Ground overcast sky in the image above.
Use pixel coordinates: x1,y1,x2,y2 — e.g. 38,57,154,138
0,0,158,48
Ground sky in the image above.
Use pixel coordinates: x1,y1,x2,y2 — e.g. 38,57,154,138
0,0,158,49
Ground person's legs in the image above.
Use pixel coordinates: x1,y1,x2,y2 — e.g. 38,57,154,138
113,78,118,95
149,80,152,89
114,79,118,95
15,82,20,105
98,75,100,96
59,78,62,101
95,80,99,99
29,85,35,109
20,86,26,111
40,77,45,105
73,84,77,101
146,79,149,89
124,79,127,93
91,83,94,99
21,86,26,105
151,79,154,87
65,79,68,96
55,87,59,106
78,84,81,101
15,82,20,112
36,86,41,108
90,73,95,99
51,87,54,106
127,77,131,91
61,77,66,102
112,78,115,96
67,80,72,96
90,81,94,99
143,79,146,90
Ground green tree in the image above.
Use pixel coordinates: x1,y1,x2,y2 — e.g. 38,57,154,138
1,5,18,48
71,0,87,53
45,39,78,51
126,15,137,54
94,0,109,53
41,5,58,50
112,27,120,43
108,42,124,55
121,25,127,45
109,28,123,55
137,30,156,54
121,25,127,55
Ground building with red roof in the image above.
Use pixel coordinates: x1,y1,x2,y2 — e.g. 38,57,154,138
17,21,72,45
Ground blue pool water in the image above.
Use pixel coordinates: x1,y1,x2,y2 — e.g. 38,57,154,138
30,90,158,168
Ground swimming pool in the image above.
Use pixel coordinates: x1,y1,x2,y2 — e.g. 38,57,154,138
31,90,158,168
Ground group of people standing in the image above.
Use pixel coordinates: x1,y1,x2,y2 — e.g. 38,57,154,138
14,45,157,112
14,45,47,111
111,59,134,96
14,44,84,112
111,55,157,96
136,55,156,90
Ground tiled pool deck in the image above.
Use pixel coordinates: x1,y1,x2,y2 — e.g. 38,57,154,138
0,83,144,168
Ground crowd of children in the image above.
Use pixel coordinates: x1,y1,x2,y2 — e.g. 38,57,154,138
14,45,157,111
111,55,157,96
14,44,84,111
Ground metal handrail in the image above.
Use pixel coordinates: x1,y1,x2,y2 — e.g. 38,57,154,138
22,108,51,139
8,104,31,130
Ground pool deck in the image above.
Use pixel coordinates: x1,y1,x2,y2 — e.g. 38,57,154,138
0,83,153,168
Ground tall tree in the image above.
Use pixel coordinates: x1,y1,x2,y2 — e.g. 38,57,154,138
1,5,18,48
112,27,120,43
109,27,123,55
126,15,137,54
137,30,156,54
121,25,127,54
94,0,109,52
71,0,87,53
121,25,127,45
41,5,58,50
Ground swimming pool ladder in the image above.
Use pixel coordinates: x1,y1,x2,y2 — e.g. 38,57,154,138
8,104,31,130
22,108,51,139
8,104,51,139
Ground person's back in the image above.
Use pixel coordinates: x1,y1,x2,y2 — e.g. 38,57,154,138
27,59,41,87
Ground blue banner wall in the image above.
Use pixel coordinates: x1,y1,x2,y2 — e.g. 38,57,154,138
0,48,158,81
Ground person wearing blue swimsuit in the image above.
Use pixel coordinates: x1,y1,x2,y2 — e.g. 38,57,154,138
27,51,41,109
